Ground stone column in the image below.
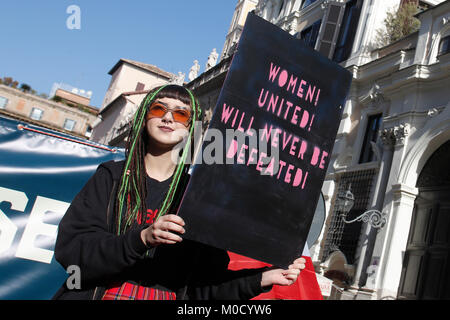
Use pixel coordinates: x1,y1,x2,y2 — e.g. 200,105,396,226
364,124,413,299
352,126,396,288
353,124,411,298
376,183,418,298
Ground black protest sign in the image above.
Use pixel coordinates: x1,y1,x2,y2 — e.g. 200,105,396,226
177,13,352,268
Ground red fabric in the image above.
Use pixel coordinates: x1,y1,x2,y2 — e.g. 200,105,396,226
227,251,323,300
102,282,176,300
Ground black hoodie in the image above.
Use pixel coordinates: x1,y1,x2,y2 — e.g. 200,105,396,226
53,160,268,300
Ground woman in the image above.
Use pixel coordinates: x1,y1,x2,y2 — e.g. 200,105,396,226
53,84,305,300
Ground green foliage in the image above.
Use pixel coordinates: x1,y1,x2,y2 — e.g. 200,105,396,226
51,95,63,102
2,76,49,98
3,77,13,86
20,83,31,93
375,2,421,47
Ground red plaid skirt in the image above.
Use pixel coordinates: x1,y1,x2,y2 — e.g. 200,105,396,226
102,282,176,300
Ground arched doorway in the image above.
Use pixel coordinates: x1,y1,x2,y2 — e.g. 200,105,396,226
398,140,450,299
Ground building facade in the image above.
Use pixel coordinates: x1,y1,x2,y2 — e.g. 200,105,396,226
90,58,176,146
90,89,150,147
101,58,174,109
188,0,450,300
221,0,259,60
0,84,98,138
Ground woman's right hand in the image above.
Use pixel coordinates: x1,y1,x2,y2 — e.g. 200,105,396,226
140,214,185,247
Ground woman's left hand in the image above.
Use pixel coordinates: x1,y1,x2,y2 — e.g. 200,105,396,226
260,257,306,288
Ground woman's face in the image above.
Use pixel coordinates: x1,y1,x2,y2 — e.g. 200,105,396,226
145,96,191,150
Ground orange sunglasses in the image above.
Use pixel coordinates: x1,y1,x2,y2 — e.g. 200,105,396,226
147,101,192,126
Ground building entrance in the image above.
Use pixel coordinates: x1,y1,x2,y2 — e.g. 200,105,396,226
398,140,450,299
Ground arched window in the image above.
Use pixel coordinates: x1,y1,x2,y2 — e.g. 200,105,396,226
438,34,450,56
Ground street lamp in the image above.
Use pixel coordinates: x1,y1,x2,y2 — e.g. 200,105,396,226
336,185,387,229
335,184,355,214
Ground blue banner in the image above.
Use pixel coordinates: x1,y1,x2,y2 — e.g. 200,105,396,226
0,116,124,299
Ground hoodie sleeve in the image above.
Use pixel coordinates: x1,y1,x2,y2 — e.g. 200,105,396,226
186,243,271,300
54,163,149,286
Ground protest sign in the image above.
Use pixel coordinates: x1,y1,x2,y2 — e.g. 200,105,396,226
177,13,352,268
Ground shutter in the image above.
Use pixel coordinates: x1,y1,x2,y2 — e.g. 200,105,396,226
333,0,364,63
316,1,346,59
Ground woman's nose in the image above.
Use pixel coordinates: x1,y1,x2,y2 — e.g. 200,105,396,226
161,110,174,122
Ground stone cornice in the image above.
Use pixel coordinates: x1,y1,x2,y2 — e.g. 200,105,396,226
351,54,450,107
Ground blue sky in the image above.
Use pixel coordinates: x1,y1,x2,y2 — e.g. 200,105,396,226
0,1,237,108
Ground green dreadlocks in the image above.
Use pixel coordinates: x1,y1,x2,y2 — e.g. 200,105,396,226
114,84,201,235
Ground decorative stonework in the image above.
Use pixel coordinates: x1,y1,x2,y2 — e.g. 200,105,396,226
255,0,268,16
321,0,331,10
360,83,385,107
427,107,440,117
380,123,410,146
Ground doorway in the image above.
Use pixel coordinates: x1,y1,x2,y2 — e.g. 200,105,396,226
398,140,450,299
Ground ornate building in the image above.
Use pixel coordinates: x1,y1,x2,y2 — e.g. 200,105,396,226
187,0,450,299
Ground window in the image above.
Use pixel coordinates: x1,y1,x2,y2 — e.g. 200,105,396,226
322,169,376,264
30,107,43,120
135,82,145,91
233,9,241,28
277,1,285,17
438,35,450,56
333,0,363,63
418,1,430,11
0,96,8,109
316,2,346,59
300,19,322,49
85,125,93,138
302,0,318,9
359,113,382,164
63,119,76,131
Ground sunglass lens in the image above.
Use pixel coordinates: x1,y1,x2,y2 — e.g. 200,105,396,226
149,104,166,117
172,110,191,124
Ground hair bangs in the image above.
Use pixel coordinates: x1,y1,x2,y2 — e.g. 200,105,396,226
153,84,192,108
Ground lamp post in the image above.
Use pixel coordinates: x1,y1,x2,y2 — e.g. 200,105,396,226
336,185,387,229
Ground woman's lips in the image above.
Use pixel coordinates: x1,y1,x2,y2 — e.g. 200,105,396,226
158,125,174,132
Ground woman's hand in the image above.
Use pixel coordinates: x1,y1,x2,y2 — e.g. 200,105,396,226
140,214,185,247
260,257,306,288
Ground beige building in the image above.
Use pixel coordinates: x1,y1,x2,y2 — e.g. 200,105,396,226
101,58,174,109
54,88,91,107
90,89,150,147
0,84,98,138
91,58,177,146
221,0,259,60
